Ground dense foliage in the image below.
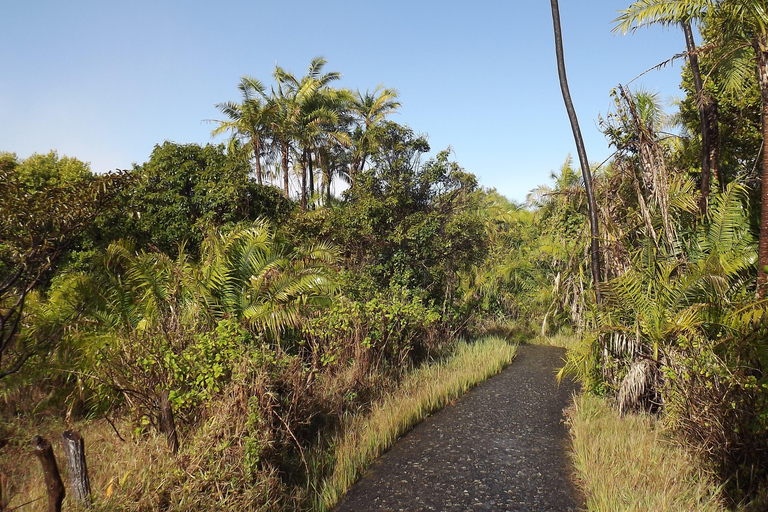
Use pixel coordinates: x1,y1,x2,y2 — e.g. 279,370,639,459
4,19,768,507
0,60,508,510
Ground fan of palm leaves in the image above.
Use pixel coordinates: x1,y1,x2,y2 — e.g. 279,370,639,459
562,180,759,411
201,219,339,338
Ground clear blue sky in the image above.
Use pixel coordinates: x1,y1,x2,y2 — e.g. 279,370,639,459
1,1,688,202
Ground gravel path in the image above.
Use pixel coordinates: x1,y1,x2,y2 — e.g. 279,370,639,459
334,344,582,511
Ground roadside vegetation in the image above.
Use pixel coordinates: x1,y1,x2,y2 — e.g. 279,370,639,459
548,2,768,509
0,59,525,511
4,3,768,509
567,393,726,512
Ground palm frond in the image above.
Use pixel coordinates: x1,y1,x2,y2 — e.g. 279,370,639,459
614,0,715,34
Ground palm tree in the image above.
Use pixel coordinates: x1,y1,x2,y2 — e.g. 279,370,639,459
211,77,275,186
300,87,352,207
615,0,768,294
615,1,721,212
550,0,603,303
349,85,402,185
269,85,297,200
311,87,354,205
273,57,345,209
561,181,758,409
605,86,678,247
81,225,338,448
85,240,207,449
529,156,595,333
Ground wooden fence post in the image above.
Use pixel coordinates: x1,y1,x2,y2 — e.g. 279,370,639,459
1,473,6,512
62,430,91,508
32,436,65,512
159,389,179,454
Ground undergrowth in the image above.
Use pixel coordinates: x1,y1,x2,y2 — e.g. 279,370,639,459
0,336,515,511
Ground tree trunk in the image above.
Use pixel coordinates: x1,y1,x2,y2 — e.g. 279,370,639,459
683,21,720,211
618,85,674,247
32,436,65,512
705,95,721,189
159,389,179,455
308,148,315,203
350,155,359,188
301,149,308,210
253,138,263,186
550,0,602,303
282,142,290,199
62,430,91,508
755,36,768,297
319,151,331,205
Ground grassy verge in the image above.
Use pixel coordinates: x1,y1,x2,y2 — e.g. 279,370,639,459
1,337,515,511
567,393,724,511
531,333,725,510
529,332,582,350
313,336,516,510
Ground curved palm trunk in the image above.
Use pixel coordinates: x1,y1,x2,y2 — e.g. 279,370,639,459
754,35,768,297
683,21,720,211
550,0,602,303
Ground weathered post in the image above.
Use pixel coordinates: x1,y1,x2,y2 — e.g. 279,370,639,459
1,472,6,512
32,436,65,512
159,389,179,454
62,430,91,508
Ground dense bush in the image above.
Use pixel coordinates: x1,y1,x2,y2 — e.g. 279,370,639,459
103,142,294,257
302,286,447,374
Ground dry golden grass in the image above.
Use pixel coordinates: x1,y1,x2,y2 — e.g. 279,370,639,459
1,337,515,511
567,393,725,512
530,332,582,350
314,336,516,510
1,414,179,511
2,383,290,511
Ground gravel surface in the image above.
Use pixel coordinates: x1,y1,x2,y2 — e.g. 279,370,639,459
334,344,582,511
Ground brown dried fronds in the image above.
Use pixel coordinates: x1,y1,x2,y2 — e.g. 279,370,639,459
618,357,660,416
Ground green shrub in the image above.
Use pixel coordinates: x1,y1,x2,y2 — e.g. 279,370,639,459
302,286,447,374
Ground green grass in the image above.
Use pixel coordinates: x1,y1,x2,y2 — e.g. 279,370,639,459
567,393,725,512
313,336,516,510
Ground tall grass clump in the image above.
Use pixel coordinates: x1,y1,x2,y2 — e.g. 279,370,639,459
567,393,724,512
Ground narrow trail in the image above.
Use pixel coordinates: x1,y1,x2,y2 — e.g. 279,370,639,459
334,344,582,511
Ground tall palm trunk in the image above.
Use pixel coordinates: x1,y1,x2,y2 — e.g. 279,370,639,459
755,34,768,296
550,0,602,303
349,155,360,188
301,149,308,210
282,142,290,199
318,152,328,206
253,138,263,185
683,21,720,211
323,152,332,205
308,147,315,204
